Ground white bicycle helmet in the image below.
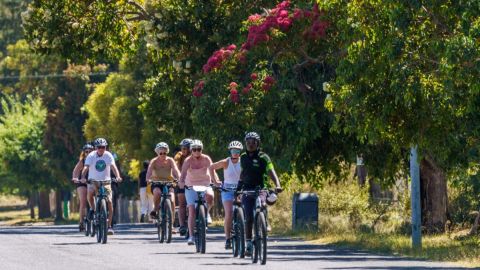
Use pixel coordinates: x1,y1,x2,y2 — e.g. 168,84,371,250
228,141,243,150
190,139,203,149
266,191,278,205
94,138,108,147
244,132,260,142
155,142,169,154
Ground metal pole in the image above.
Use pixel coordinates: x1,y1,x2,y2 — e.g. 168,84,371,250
410,146,422,249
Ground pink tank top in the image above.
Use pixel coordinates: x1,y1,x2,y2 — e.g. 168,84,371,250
185,166,210,186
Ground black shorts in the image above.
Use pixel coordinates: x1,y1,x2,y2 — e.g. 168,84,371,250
151,183,175,194
75,183,87,188
176,187,185,194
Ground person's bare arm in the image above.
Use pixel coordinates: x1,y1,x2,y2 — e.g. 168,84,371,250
179,158,190,188
111,164,122,182
72,160,83,181
146,159,154,183
209,159,227,184
268,169,282,192
169,158,181,181
80,165,89,183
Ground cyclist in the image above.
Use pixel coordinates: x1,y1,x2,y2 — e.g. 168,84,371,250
237,132,282,256
139,160,153,223
210,141,243,249
147,142,181,220
80,138,122,235
71,143,94,232
174,138,192,236
178,139,215,245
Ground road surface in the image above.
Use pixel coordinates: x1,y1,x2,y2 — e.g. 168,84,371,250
0,224,467,270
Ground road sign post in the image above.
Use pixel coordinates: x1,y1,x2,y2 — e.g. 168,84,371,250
410,146,422,249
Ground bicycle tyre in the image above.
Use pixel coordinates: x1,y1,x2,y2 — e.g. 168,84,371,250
84,217,90,237
257,212,267,265
197,204,206,254
251,213,259,263
164,199,173,243
236,207,246,258
100,199,108,244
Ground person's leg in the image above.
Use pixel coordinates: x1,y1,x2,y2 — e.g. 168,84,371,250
152,188,161,212
107,185,114,228
185,189,196,243
223,200,233,239
242,195,255,240
169,189,176,220
205,188,214,224
77,186,87,222
140,187,147,215
177,191,186,228
87,185,95,212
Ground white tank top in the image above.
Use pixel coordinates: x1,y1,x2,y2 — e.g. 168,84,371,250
224,157,240,185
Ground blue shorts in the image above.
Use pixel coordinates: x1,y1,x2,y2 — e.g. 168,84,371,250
185,186,213,206
221,183,238,203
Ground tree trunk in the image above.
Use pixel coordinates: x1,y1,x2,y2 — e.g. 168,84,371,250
420,156,448,233
38,190,52,219
28,192,36,219
55,189,63,221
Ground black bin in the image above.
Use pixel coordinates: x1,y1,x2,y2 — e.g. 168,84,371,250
292,193,318,231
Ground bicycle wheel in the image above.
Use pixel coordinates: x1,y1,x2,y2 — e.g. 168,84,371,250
256,212,267,265
84,217,90,237
236,207,246,258
96,207,102,243
164,199,173,243
100,199,108,244
197,204,206,254
251,213,259,263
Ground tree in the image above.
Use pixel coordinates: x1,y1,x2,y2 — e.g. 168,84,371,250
0,94,53,218
321,0,480,233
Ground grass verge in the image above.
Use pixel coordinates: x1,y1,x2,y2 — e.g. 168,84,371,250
283,230,480,268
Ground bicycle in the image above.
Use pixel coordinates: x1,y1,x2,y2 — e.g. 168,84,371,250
241,187,276,265
214,186,246,258
185,185,212,254
88,178,117,244
150,180,176,244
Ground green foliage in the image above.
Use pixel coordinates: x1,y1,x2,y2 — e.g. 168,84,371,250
0,94,52,192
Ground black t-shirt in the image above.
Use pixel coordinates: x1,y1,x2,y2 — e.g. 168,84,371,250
139,170,147,188
240,150,274,189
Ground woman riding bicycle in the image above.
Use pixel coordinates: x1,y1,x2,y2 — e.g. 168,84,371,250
71,143,94,232
210,141,243,249
178,139,215,245
147,142,181,221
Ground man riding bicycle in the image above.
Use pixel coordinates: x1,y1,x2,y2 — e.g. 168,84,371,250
81,138,122,235
237,132,282,256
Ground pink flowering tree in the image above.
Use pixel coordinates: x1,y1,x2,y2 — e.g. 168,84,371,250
191,1,355,175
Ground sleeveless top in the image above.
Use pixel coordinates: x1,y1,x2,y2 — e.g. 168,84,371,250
185,162,210,187
151,160,173,181
224,157,240,185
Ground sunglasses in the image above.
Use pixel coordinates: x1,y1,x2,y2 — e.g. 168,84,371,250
192,148,202,152
181,147,189,151
85,150,92,154
230,149,241,155
158,152,167,156
97,146,106,149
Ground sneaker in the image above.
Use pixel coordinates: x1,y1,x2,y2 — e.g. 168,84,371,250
187,236,194,245
150,210,158,219
140,214,145,223
108,227,114,235
245,240,253,256
225,239,232,250
207,215,212,225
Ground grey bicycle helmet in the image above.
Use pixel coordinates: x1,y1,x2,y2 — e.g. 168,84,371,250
228,141,243,150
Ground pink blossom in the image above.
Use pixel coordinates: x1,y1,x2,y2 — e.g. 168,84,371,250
279,10,289,18
229,82,238,89
227,44,237,51
248,14,262,23
230,89,238,95
242,83,253,94
250,73,258,81
264,75,275,85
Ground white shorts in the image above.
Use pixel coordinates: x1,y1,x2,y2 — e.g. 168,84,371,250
185,186,213,206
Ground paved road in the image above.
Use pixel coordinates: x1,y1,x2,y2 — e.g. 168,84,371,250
0,224,468,270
